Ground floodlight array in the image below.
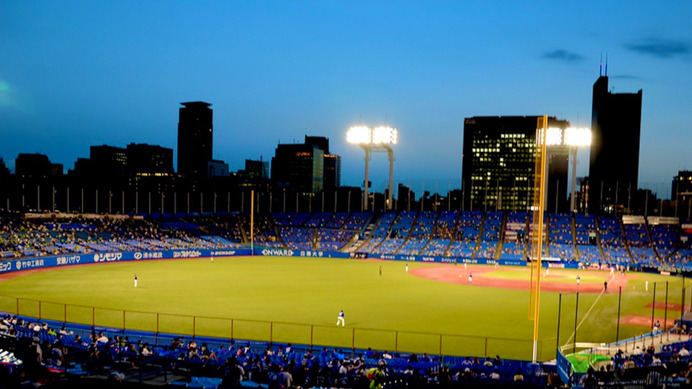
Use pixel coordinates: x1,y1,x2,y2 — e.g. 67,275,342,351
347,125,398,145
346,126,372,144
564,127,591,147
372,126,398,144
542,127,591,147
546,127,563,146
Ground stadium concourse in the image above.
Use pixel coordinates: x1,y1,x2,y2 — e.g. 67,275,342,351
1,210,692,388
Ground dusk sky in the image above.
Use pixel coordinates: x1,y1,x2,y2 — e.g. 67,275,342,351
1,2,691,197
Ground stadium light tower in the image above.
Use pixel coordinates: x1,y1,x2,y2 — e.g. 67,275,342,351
347,125,398,210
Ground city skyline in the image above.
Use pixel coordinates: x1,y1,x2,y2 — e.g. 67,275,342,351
1,2,691,197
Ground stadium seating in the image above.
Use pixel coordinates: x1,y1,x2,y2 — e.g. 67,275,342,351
0,313,557,388
4,210,692,271
425,210,458,256
501,211,528,260
356,212,397,253
372,211,417,255
547,213,576,261
574,214,602,264
447,211,482,258
478,212,502,259
315,228,356,251
398,211,436,255
598,216,630,266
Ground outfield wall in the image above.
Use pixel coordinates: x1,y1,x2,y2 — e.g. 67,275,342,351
0,247,366,274
0,246,611,276
0,248,251,274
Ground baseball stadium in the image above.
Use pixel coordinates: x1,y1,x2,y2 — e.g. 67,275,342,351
1,208,692,388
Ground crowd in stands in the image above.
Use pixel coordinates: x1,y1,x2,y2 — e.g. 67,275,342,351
547,213,575,261
0,216,243,259
315,229,356,251
2,210,692,272
0,314,556,388
579,334,692,388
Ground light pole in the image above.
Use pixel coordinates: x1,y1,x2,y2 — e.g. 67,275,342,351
347,125,398,211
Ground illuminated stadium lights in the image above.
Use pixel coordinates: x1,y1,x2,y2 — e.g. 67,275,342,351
347,125,397,210
545,127,563,146
544,127,592,147
347,126,398,145
544,126,592,213
346,125,372,144
372,126,398,144
564,127,591,147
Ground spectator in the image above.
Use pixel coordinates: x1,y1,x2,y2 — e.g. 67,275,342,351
141,344,153,357
96,332,109,344
513,369,524,382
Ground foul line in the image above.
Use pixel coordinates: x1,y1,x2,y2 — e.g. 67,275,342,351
561,274,616,349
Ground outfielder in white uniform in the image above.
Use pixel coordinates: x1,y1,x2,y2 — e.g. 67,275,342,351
336,310,345,326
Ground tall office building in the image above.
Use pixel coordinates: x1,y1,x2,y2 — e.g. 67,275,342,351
177,102,213,179
271,143,324,193
323,154,341,189
672,171,692,215
15,153,63,178
305,135,341,190
0,158,9,177
72,144,173,178
461,116,569,212
89,145,128,177
588,74,643,214
244,159,269,180
126,143,173,174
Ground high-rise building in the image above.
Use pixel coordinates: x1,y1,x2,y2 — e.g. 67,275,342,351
588,74,643,214
271,143,324,193
672,171,692,199
207,160,229,178
244,159,269,180
126,143,173,174
305,136,330,155
672,171,692,216
89,145,128,177
0,158,10,177
71,143,173,178
271,135,340,193
177,101,213,179
461,116,569,212
15,153,63,178
323,154,341,190
304,135,341,190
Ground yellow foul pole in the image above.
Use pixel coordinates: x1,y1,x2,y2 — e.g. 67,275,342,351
251,190,255,255
530,116,548,363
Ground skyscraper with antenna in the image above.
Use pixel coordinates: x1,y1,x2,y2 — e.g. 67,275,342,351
588,59,643,214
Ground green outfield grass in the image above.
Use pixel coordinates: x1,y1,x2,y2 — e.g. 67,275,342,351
0,256,686,361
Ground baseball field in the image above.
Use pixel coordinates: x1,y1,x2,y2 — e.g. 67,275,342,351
0,256,686,361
